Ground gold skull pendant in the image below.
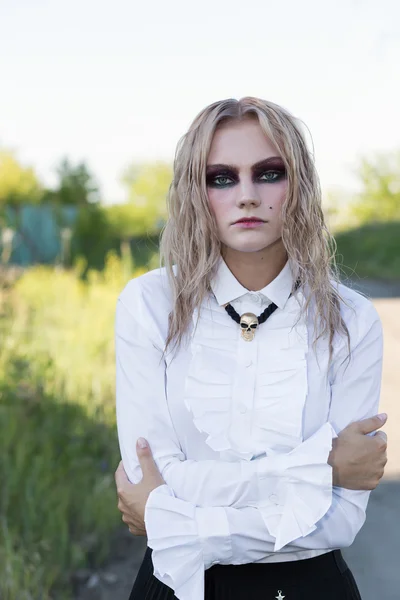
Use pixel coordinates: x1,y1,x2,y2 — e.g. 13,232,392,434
240,312,259,341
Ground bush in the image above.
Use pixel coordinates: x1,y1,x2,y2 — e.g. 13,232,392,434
0,253,145,599
334,221,400,280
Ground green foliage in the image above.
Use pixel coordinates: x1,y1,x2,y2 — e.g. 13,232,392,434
325,150,400,280
71,203,115,272
0,150,43,208
105,202,145,239
349,150,400,224
119,161,172,235
0,155,170,270
334,221,400,280
67,161,172,271
0,253,146,599
0,383,119,599
42,157,100,206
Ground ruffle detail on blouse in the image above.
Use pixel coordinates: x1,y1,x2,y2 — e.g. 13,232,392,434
145,484,205,600
254,421,335,551
183,292,309,461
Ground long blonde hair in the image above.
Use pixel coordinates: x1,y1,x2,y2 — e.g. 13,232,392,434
159,97,350,362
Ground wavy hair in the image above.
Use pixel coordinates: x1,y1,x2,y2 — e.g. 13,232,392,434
159,97,350,363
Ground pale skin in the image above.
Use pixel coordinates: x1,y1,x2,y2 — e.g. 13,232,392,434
115,116,388,535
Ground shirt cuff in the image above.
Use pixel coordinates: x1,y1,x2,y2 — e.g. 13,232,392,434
195,505,232,569
254,421,336,551
145,484,205,600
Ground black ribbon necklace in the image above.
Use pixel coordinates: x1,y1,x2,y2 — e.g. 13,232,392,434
223,281,300,342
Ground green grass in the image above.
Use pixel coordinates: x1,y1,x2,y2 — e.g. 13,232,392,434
334,220,400,281
0,252,146,599
0,377,119,599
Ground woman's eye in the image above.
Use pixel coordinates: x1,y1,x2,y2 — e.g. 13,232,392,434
259,170,283,182
211,176,233,187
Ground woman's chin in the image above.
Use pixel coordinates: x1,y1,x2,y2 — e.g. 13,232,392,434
222,234,277,253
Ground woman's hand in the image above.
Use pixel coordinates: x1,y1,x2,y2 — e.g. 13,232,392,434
328,414,388,490
115,438,165,535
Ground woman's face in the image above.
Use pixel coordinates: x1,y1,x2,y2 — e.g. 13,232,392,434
206,117,288,255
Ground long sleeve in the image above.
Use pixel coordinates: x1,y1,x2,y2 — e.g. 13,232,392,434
116,293,334,510
144,300,383,599
145,482,369,565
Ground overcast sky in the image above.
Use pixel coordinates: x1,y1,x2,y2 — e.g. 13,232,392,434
0,0,399,204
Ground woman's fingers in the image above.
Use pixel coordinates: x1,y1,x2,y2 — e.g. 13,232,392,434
115,460,131,498
136,438,164,485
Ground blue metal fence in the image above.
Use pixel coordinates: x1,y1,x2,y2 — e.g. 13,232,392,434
0,204,78,266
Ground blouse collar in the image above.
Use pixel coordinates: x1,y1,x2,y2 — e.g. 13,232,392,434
210,256,294,310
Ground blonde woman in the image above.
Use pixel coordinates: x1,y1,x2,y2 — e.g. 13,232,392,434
114,97,387,600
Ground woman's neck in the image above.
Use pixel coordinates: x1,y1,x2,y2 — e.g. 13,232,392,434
221,240,288,291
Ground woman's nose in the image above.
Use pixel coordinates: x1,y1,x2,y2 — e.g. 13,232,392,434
236,180,261,208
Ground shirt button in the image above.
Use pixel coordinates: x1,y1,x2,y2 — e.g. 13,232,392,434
238,403,247,414
269,494,279,504
244,359,253,368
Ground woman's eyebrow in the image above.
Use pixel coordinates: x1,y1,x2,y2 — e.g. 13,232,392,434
206,156,284,173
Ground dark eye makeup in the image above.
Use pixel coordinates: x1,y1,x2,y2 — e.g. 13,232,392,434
207,170,285,188
205,157,287,188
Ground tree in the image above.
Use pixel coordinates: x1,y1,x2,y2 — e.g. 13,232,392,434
350,150,400,223
70,203,112,272
0,150,43,208
119,161,172,236
0,150,44,263
43,157,101,206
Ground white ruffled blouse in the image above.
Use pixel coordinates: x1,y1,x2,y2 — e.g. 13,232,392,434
115,258,383,600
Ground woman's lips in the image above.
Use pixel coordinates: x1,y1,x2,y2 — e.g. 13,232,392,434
232,219,266,228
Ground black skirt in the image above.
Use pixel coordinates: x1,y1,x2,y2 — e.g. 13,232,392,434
129,546,362,599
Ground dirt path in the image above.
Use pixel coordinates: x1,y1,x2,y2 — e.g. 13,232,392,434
76,282,400,600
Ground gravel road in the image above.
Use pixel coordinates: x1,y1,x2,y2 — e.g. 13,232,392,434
341,279,400,600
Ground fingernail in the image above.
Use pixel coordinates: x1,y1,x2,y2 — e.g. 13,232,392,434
137,437,148,449
377,413,387,422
